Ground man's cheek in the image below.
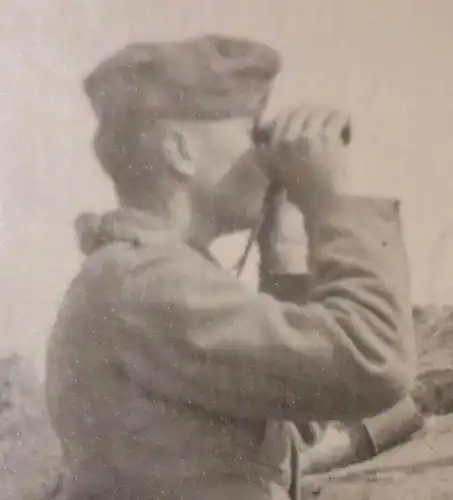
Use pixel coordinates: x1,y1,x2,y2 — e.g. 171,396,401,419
224,172,264,205
231,189,265,229
223,161,268,204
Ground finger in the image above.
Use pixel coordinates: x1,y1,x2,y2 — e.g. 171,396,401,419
284,104,322,142
269,108,290,145
286,106,328,153
286,107,310,141
300,105,323,134
271,105,310,144
302,105,335,138
270,107,296,145
320,110,339,131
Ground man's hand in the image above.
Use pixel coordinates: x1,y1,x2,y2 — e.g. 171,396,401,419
297,422,374,476
256,105,350,216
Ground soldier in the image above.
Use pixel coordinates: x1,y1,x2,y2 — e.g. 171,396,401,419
46,34,415,500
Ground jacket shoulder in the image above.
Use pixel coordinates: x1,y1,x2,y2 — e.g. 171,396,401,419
75,238,205,305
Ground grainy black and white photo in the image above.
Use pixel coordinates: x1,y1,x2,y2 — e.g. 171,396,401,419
1,1,453,499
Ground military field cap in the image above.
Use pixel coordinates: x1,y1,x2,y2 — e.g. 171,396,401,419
83,33,282,121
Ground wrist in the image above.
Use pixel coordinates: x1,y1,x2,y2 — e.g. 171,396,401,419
348,423,378,462
362,396,424,454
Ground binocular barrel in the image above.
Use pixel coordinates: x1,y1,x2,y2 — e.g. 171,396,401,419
252,121,352,147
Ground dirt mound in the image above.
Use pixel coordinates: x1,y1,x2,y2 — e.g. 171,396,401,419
0,355,62,500
301,415,453,499
298,306,453,499
412,305,453,416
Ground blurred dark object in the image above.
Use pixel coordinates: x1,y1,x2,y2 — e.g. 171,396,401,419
412,304,453,416
0,354,63,500
412,368,453,416
251,119,352,147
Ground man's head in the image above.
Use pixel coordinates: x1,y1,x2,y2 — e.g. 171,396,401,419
84,34,282,244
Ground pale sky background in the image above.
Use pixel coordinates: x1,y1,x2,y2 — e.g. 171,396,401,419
1,0,453,376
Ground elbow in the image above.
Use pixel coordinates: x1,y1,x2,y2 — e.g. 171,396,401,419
307,354,413,423
332,302,417,419
377,367,413,414
364,319,417,416
353,357,414,419
326,327,415,421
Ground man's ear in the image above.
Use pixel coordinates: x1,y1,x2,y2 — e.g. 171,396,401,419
162,129,196,179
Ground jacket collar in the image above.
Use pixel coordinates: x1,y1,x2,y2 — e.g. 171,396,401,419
74,208,220,266
75,209,176,255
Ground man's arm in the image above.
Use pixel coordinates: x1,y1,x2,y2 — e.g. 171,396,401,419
109,192,414,423
257,195,423,462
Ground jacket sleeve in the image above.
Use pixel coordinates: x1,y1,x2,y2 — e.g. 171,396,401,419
113,195,416,423
361,395,424,455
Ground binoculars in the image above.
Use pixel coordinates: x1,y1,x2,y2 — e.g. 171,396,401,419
251,121,352,147
234,119,352,277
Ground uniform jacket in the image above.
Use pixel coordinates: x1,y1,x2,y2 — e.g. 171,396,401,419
46,195,415,500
